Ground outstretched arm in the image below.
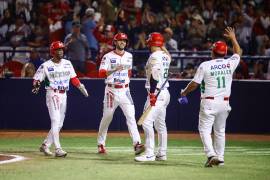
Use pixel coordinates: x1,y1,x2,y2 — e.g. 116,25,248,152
224,27,242,56
181,81,200,97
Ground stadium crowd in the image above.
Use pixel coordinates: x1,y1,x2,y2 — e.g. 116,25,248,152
0,0,269,79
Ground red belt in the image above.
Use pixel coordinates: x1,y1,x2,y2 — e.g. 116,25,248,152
107,84,129,89
203,97,229,101
53,89,66,94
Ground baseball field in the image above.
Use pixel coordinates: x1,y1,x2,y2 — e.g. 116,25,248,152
0,131,270,180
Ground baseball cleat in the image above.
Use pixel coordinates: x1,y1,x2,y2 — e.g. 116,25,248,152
134,155,155,162
155,154,167,161
134,143,145,155
98,144,106,154
39,144,53,156
217,160,225,166
55,148,67,157
204,156,219,167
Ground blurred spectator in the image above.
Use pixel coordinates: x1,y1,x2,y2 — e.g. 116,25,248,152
253,60,267,79
27,48,45,70
233,12,252,54
99,0,116,23
7,14,31,47
252,9,270,54
114,8,129,34
186,14,206,49
82,8,98,60
133,28,146,50
93,23,115,67
0,9,13,45
234,60,250,79
120,0,143,25
27,21,48,48
15,0,33,23
141,3,158,32
207,13,227,43
163,27,178,51
180,63,196,79
21,62,35,77
64,20,89,74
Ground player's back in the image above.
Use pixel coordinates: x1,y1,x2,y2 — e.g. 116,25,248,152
145,50,171,89
200,54,240,98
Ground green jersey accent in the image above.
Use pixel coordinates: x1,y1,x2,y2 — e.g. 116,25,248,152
216,76,226,88
44,77,50,88
201,80,205,93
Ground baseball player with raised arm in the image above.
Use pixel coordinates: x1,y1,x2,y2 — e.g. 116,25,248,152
135,32,171,162
179,27,242,167
97,32,145,155
32,41,89,157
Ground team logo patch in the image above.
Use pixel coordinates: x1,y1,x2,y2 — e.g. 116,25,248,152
48,67,54,72
110,59,116,63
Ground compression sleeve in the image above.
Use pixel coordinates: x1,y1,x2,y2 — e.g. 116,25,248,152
71,77,81,87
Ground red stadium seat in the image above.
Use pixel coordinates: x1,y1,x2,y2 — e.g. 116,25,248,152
2,61,24,77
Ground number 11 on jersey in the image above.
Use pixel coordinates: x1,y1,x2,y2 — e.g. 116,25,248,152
216,76,225,88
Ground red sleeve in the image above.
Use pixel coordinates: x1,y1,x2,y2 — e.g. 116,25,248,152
99,69,107,78
71,77,81,87
128,69,132,77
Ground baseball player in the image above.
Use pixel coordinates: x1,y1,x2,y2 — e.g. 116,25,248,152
32,41,89,157
97,32,145,155
135,32,171,162
179,27,242,167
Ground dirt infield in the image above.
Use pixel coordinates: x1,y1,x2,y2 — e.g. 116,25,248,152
0,155,14,161
0,130,269,141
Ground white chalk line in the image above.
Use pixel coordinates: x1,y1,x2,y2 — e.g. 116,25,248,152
0,154,27,165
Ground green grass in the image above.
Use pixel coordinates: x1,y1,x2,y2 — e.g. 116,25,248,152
0,135,270,180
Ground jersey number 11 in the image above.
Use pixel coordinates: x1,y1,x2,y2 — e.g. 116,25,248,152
216,76,226,88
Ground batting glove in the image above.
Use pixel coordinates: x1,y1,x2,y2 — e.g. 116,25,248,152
32,80,41,94
78,83,89,97
149,93,157,106
178,96,188,105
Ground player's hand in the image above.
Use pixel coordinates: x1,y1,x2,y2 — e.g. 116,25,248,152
149,93,157,106
32,80,41,94
115,65,124,71
178,96,188,105
224,27,236,40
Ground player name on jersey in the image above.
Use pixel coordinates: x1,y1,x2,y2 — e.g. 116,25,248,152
210,63,232,77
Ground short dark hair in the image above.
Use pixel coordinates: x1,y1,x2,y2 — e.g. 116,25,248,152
213,51,225,58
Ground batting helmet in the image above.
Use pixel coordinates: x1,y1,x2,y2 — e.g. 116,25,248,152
113,32,128,42
146,32,164,47
212,41,227,56
50,41,65,56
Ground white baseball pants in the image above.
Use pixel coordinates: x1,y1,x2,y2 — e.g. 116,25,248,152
43,90,67,149
199,98,231,161
142,89,170,157
97,86,141,146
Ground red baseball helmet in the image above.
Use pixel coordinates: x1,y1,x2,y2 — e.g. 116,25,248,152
146,32,164,47
50,41,65,56
113,32,128,42
212,41,227,56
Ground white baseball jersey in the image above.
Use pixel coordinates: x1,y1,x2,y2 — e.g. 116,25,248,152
193,54,240,98
33,59,77,91
99,50,132,85
145,50,171,89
